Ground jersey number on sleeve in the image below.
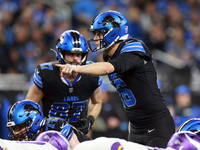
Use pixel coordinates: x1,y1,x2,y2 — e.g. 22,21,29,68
45,118,58,130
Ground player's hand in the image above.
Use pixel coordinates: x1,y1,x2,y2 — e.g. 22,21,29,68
55,64,77,76
79,115,94,134
60,123,74,141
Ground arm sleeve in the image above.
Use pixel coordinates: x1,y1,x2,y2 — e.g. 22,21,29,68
109,52,144,74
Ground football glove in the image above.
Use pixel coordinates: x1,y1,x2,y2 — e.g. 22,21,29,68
79,115,94,134
60,123,74,141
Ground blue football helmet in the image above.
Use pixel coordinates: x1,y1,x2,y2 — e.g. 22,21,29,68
6,100,44,141
167,131,200,149
56,30,88,65
36,130,72,150
176,118,200,133
87,10,129,53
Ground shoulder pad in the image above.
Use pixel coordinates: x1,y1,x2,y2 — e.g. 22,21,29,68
120,41,146,54
120,38,152,61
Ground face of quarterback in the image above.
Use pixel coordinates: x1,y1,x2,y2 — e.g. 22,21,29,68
94,31,104,49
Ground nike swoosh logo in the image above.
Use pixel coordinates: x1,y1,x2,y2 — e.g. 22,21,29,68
148,128,155,133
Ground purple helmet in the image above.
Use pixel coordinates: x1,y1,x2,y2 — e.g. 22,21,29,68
167,131,200,149
36,130,71,150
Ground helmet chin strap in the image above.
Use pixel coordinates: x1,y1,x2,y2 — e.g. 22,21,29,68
98,47,107,53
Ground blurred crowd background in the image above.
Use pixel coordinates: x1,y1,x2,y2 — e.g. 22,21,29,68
1,0,200,140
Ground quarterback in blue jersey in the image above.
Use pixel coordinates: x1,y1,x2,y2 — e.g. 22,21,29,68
26,30,102,134
56,10,175,148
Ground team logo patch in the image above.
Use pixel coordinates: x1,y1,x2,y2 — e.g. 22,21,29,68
64,96,79,101
69,87,73,93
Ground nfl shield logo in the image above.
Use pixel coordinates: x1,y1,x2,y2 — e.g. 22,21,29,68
125,25,128,33
69,87,73,93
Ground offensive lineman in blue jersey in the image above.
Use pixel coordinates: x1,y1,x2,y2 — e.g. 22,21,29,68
56,10,175,148
26,30,102,134
6,100,90,149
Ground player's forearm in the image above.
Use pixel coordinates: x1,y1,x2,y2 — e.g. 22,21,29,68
88,87,102,119
26,84,44,103
88,102,102,120
69,133,80,149
76,62,114,76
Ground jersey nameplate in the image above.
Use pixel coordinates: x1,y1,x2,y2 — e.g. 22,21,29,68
63,96,79,102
